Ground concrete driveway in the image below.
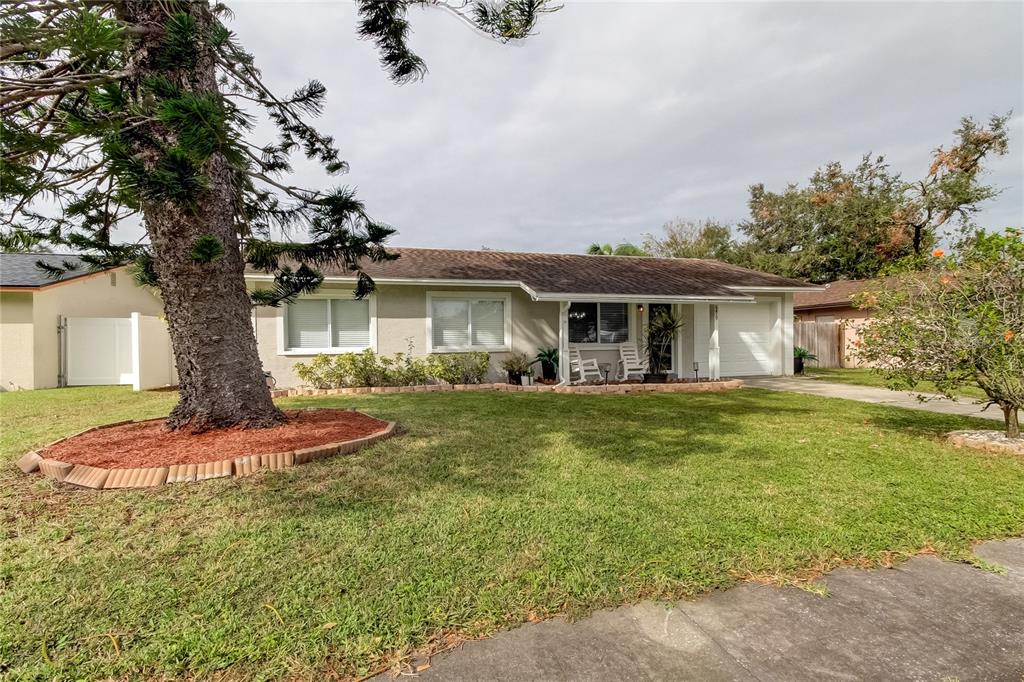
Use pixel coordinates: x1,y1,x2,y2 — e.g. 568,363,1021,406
741,376,1001,422
380,539,1024,680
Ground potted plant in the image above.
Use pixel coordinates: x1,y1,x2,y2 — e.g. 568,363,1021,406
535,347,559,381
500,352,533,385
793,346,817,375
643,308,682,383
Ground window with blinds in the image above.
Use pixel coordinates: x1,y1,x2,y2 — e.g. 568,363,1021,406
285,298,371,351
569,302,629,344
429,295,508,351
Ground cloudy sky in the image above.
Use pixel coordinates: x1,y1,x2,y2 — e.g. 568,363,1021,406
228,1,1023,253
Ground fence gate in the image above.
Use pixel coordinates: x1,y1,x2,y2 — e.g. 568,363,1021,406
794,320,842,368
63,317,134,386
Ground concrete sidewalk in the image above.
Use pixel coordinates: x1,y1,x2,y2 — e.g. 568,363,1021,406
382,539,1024,681
741,376,1001,422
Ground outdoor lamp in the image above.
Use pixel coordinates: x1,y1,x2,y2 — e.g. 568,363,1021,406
693,361,700,382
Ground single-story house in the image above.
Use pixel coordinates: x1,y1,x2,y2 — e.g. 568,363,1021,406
250,248,817,386
1,248,818,390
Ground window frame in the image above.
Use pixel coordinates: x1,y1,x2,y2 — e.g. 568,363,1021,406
277,292,377,356
568,301,635,349
426,291,512,353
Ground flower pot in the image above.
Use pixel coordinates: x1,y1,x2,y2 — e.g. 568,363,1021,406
507,370,523,386
794,357,805,375
643,372,668,384
540,360,557,381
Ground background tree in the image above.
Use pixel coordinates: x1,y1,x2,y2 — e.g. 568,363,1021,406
1,0,554,431
586,242,647,256
642,218,738,261
852,229,1023,438
739,115,1009,283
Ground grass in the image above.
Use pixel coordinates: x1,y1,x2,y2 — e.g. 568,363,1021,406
2,386,1023,680
802,367,989,401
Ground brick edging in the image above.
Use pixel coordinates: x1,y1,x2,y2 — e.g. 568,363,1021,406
278,378,744,398
18,411,398,491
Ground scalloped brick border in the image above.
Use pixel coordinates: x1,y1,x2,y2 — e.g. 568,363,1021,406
276,378,743,398
18,411,397,490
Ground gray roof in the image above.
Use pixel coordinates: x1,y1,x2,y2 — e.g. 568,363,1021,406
0,253,107,288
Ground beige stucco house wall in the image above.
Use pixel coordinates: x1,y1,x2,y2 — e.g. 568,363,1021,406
250,278,794,388
252,281,561,387
0,268,164,390
0,291,35,391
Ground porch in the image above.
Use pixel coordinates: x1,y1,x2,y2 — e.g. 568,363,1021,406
553,297,795,384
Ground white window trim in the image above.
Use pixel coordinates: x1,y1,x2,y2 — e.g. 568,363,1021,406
568,301,635,350
426,291,512,353
276,292,377,356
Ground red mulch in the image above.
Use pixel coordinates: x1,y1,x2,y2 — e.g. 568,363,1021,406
42,409,390,469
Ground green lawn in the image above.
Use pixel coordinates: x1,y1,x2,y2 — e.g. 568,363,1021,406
803,367,989,400
2,387,1022,680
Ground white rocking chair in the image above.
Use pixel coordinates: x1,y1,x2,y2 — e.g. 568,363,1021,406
617,343,648,380
569,347,603,384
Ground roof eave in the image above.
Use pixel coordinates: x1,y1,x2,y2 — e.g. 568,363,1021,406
729,285,825,293
527,291,754,303
793,301,862,312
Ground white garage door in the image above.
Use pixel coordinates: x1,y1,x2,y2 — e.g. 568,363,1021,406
718,303,775,377
66,317,134,386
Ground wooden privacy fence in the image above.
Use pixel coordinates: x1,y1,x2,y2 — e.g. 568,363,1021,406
795,320,843,368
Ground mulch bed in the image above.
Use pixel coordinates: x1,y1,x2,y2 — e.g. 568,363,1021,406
42,409,390,469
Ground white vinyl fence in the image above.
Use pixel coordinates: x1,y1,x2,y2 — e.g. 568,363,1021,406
61,313,176,390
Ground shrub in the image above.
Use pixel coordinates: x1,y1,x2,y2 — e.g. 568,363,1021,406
426,352,491,384
294,353,340,389
294,350,489,388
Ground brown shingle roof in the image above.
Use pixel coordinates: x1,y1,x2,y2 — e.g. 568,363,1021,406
793,279,875,310
258,247,817,300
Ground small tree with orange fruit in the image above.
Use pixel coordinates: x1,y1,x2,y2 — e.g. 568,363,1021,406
853,229,1023,438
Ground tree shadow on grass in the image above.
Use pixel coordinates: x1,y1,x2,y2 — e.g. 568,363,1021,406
253,391,821,522
859,402,1001,439
252,388,1006,530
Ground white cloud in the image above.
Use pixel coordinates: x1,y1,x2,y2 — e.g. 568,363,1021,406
227,0,1024,251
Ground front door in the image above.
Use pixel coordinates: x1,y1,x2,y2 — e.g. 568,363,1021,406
645,303,674,373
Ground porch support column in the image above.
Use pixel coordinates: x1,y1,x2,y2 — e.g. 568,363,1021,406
709,304,720,380
692,303,710,379
782,293,795,375
558,301,570,383
769,299,783,376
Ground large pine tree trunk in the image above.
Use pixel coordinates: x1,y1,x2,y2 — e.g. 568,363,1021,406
124,0,284,431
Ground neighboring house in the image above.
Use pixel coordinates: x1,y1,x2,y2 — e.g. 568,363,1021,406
0,253,168,391
250,248,817,386
793,279,875,324
1,248,818,390
793,279,877,367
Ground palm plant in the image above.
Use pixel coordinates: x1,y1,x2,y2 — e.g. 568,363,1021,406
793,346,818,374
535,347,559,381
644,309,682,378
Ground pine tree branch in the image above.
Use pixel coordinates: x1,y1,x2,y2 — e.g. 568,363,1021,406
0,70,128,110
